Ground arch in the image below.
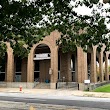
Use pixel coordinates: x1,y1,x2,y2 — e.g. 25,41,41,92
58,45,77,82
5,42,14,82
104,52,110,81
0,53,7,82
86,45,97,83
96,45,106,82
30,41,53,56
28,41,53,84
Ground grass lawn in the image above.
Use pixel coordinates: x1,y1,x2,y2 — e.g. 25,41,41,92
93,84,110,92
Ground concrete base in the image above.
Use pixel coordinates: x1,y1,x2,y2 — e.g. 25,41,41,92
89,81,110,91
4,81,110,90
78,83,86,90
57,82,78,89
6,82,35,89
0,82,7,87
50,83,57,89
78,81,110,91
78,83,91,91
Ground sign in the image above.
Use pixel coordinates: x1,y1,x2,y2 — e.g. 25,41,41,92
49,68,52,74
34,53,51,60
84,80,90,84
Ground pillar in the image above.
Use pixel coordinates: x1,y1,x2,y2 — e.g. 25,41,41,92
105,53,109,81
90,47,97,83
60,52,71,82
27,53,34,82
21,58,27,82
99,51,104,82
27,51,35,88
6,44,14,82
77,47,87,83
76,47,88,90
50,48,58,89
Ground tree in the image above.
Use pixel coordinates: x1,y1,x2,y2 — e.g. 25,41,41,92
0,0,110,58
0,0,53,58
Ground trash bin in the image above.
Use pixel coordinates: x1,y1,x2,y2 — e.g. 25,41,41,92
45,79,50,83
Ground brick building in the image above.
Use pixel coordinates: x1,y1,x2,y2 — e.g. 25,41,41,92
0,30,110,90
0,0,110,90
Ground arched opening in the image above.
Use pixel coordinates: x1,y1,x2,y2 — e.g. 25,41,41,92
108,54,110,80
87,46,98,83
87,53,91,80
14,56,27,82
103,52,106,81
34,44,51,83
14,57,22,82
0,53,7,82
71,53,76,82
87,47,92,81
96,50,100,82
96,56,99,81
96,48,105,82
58,47,77,82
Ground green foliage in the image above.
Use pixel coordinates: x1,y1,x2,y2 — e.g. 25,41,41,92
0,43,7,58
50,0,110,53
13,43,29,58
93,84,110,92
0,0,110,57
0,0,52,58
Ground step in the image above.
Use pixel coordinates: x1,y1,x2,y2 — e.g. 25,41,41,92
34,83,50,89
57,82,78,89
0,82,7,87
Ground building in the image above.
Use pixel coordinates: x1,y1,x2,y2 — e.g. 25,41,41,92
0,0,110,90
0,30,110,90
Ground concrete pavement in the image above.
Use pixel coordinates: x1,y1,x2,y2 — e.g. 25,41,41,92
0,88,110,110
0,87,110,98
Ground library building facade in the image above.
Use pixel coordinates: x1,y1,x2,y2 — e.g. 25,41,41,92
0,30,110,90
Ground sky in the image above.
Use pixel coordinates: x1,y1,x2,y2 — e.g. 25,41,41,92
72,0,110,28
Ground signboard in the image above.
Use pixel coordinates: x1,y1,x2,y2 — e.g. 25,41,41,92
34,53,51,60
84,80,90,84
49,68,52,74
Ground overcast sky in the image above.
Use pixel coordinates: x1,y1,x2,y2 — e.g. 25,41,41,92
72,0,110,28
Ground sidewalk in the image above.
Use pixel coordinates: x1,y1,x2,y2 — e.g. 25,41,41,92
0,87,110,98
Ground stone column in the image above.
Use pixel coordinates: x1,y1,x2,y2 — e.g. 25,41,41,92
77,47,88,90
99,51,104,82
27,53,34,82
6,44,14,82
77,47,87,83
5,59,7,82
60,52,71,82
21,58,27,82
50,48,58,89
90,46,97,83
27,52,35,88
105,53,109,81
75,55,77,82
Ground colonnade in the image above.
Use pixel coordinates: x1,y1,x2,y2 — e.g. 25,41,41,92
1,31,110,89
88,46,110,83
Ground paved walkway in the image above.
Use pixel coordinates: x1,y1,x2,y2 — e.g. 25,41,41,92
0,88,110,98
